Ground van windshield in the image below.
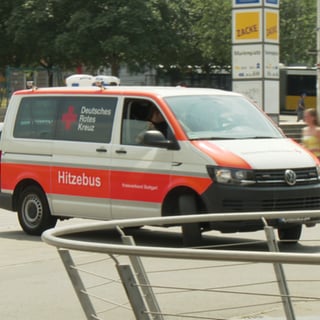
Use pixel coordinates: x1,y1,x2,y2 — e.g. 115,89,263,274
165,95,283,140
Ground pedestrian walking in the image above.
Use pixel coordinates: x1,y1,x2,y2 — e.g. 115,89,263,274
296,93,306,122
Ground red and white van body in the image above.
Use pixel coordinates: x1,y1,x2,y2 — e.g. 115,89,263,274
0,86,319,242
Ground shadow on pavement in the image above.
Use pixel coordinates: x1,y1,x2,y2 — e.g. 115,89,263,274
0,230,42,242
58,226,320,254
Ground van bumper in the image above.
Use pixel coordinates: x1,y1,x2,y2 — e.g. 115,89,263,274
0,192,13,211
201,183,320,232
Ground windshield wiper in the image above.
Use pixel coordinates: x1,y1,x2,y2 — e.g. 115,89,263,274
190,137,237,141
246,136,276,139
190,136,278,141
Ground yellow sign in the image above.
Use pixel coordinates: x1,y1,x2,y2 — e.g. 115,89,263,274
265,11,278,41
234,11,261,41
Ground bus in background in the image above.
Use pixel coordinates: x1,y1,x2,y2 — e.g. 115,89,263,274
279,66,317,114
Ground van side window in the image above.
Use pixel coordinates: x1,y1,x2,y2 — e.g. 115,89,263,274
121,99,163,145
14,96,117,143
56,97,117,143
14,97,57,139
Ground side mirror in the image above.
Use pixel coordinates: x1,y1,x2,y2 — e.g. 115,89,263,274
142,130,180,150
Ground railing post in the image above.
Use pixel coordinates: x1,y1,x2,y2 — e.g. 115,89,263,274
58,249,98,320
263,225,296,320
120,230,164,320
116,264,152,320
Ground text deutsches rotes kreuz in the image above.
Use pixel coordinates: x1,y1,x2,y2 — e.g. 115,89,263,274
78,106,112,132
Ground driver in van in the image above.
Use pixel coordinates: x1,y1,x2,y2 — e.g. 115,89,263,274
148,107,168,137
135,106,169,144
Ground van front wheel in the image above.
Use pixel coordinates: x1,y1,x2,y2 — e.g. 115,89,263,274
178,193,202,247
277,225,302,243
18,186,57,235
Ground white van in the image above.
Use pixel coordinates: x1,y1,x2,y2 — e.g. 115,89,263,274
1,85,320,245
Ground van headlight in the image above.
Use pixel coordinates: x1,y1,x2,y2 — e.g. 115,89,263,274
207,166,256,185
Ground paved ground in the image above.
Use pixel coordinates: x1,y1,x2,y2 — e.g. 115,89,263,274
1,208,320,319
280,114,299,123
0,210,87,320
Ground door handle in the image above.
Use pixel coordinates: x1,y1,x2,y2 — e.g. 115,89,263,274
96,147,107,152
115,149,127,154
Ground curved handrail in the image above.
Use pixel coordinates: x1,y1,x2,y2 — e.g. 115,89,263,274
42,210,320,265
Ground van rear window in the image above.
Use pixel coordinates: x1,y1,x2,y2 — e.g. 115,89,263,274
14,96,117,143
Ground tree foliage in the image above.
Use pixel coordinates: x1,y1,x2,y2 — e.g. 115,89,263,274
280,0,317,66
0,0,21,67
0,0,317,79
6,0,65,66
188,0,232,67
55,0,167,75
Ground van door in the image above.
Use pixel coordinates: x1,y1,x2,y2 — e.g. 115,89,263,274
51,96,118,219
110,98,174,219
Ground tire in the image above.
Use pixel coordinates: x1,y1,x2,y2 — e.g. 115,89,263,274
17,186,57,235
277,225,302,243
178,193,202,247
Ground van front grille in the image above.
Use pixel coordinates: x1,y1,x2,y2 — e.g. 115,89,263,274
254,167,319,186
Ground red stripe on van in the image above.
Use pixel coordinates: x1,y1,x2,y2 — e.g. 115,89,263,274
2,163,52,191
0,151,2,189
110,171,211,202
191,141,252,169
1,163,212,202
52,167,109,198
1,163,108,198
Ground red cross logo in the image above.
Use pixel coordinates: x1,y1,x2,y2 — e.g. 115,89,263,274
62,106,77,130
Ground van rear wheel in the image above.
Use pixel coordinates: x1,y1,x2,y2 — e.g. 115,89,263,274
178,193,202,247
18,186,57,235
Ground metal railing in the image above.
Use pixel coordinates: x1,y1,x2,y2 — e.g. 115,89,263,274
42,210,320,320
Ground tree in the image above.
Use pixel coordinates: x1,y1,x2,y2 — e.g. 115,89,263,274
55,0,175,76
2,0,318,82
153,0,232,85
0,0,20,72
5,0,71,85
188,0,232,68
280,0,317,66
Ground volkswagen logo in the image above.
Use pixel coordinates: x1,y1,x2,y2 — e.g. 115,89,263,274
284,169,297,186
